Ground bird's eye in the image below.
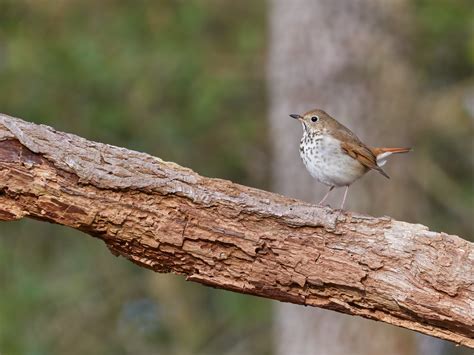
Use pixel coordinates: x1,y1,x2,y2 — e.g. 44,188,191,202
311,116,319,122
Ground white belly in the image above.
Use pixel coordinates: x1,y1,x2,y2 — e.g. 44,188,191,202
300,135,367,187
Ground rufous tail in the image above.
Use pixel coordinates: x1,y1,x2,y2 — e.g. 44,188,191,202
371,147,411,168
371,147,412,156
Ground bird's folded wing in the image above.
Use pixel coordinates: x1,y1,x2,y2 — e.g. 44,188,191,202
340,141,390,179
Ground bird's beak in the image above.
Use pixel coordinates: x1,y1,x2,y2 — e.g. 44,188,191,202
290,114,302,120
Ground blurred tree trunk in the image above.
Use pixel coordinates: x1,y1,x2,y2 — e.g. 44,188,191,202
268,1,443,354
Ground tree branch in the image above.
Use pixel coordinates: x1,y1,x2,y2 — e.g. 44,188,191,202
0,113,472,347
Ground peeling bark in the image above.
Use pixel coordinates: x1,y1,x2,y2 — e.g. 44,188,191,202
0,114,472,347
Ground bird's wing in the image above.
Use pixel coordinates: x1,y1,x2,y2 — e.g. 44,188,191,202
339,133,390,179
330,121,390,179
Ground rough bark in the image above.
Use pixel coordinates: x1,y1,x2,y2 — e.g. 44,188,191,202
0,114,472,347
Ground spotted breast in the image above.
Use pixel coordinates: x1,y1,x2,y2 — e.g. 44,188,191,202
299,130,367,187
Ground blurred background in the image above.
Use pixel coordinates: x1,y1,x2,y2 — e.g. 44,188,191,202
0,0,472,354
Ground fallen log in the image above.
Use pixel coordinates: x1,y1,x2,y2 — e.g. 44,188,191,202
0,113,472,347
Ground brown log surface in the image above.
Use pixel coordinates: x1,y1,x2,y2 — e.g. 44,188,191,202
0,113,472,347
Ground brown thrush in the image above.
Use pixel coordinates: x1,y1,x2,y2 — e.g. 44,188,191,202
290,109,411,209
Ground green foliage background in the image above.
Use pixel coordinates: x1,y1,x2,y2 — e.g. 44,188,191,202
1,1,269,354
0,1,472,354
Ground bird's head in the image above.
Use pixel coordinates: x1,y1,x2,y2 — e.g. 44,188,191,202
290,109,333,134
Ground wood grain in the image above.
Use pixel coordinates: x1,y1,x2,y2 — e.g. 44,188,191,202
0,113,472,347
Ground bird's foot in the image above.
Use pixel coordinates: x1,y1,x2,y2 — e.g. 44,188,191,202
317,202,332,208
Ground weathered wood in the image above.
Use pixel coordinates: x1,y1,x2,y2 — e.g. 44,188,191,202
0,113,472,347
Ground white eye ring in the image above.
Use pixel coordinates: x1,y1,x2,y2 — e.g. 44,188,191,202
311,116,319,122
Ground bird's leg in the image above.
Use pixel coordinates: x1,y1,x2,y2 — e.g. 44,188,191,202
318,186,334,205
340,186,349,210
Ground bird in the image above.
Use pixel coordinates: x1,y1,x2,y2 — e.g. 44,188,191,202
290,109,411,209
